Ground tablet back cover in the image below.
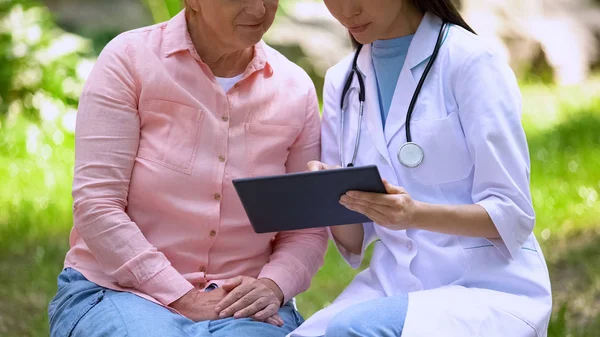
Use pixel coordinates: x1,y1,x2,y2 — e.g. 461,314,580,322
232,165,386,233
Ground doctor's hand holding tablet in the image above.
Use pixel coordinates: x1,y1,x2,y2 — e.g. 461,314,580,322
233,160,420,236
306,161,415,227
306,160,418,255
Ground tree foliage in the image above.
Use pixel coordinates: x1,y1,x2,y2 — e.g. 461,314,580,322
0,1,94,122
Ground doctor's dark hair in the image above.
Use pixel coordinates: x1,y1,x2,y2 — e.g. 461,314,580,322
350,0,476,47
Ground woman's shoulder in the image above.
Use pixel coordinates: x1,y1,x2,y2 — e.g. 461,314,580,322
98,22,166,59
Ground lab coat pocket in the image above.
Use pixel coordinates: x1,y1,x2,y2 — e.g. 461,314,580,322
137,99,203,175
245,123,300,177
409,111,473,186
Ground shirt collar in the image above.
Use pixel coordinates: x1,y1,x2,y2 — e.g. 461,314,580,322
163,10,274,74
405,12,447,69
356,12,447,77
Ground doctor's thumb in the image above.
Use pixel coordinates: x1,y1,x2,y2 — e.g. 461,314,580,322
383,179,403,194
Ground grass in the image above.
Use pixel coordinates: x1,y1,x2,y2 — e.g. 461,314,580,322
521,79,600,239
1,78,599,336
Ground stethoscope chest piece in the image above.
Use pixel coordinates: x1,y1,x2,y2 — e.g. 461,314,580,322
398,142,424,168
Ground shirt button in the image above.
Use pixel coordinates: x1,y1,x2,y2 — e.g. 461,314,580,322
209,230,217,237
222,116,229,122
406,241,413,251
219,155,225,162
214,193,221,201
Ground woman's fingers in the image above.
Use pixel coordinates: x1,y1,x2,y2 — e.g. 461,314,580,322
233,295,270,319
216,284,256,317
263,314,284,326
221,276,245,292
252,304,282,324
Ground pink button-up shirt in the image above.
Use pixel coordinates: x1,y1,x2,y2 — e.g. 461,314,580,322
64,10,328,307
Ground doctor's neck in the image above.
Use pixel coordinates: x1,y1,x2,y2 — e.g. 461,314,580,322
380,3,424,40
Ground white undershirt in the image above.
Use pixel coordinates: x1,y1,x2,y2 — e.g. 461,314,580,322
215,74,244,92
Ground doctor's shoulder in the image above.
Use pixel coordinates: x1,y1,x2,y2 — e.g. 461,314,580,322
323,52,356,96
445,24,520,90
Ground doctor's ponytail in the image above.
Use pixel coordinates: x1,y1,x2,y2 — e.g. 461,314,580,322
412,0,475,34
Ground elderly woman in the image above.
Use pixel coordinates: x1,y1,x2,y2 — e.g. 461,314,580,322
47,1,328,336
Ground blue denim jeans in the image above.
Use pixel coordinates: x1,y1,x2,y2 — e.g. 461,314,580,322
48,268,304,337
324,294,409,337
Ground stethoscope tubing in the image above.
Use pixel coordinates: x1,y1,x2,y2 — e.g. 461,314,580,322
339,21,449,168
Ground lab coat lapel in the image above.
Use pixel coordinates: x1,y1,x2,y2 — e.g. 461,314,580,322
355,44,393,164
384,65,417,145
385,12,444,144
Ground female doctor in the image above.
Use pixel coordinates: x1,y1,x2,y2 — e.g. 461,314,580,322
292,0,552,336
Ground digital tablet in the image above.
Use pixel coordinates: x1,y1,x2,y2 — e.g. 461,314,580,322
232,165,387,233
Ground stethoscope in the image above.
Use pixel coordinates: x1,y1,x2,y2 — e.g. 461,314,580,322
339,21,449,168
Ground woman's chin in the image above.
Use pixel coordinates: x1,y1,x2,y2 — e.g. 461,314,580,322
236,27,267,46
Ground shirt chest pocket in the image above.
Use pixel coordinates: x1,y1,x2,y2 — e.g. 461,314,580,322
137,99,204,175
408,111,473,186
245,123,300,177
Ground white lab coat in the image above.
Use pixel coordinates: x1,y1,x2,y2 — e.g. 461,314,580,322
289,13,552,337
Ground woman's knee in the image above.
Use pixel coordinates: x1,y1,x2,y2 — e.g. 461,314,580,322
51,286,187,337
325,295,409,337
69,291,128,337
325,307,371,337
50,288,127,337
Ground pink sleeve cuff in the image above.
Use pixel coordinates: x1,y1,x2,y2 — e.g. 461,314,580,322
258,264,301,305
329,222,377,269
136,265,195,305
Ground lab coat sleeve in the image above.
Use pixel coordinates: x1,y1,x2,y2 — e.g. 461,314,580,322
259,82,328,304
454,50,535,259
321,69,378,269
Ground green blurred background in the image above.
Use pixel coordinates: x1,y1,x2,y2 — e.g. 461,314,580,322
1,0,599,336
